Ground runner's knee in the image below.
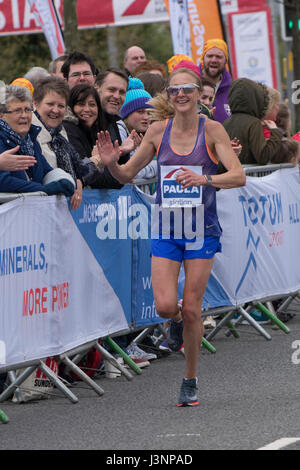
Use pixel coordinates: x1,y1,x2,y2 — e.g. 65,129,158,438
155,299,179,319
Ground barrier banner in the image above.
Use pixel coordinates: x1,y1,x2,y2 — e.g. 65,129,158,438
0,186,163,368
209,167,300,307
69,187,162,328
2,169,300,367
0,194,129,368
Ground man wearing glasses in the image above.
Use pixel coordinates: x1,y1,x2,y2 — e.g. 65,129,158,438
61,51,98,89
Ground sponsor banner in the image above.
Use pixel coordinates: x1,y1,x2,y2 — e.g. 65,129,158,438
165,0,225,65
228,7,277,88
1,169,300,367
219,0,267,14
27,0,65,59
219,0,238,14
0,0,168,36
167,0,192,57
0,187,164,368
188,0,224,65
0,193,129,367
211,167,300,306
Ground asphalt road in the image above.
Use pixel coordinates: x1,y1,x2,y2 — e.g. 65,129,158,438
1,300,300,452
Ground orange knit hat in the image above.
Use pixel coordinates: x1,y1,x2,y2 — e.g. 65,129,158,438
11,78,34,96
167,54,194,75
200,39,228,65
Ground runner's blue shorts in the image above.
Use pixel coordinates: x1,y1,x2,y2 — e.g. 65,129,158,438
151,235,222,262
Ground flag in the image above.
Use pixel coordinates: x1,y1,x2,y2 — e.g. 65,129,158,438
27,0,65,59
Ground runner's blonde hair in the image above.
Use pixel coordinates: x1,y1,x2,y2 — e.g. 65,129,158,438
148,68,201,122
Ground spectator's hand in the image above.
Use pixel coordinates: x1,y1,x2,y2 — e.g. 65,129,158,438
43,179,75,197
211,106,216,116
119,129,142,154
0,146,36,171
262,120,277,129
231,138,242,157
96,131,121,166
70,179,82,210
90,147,104,169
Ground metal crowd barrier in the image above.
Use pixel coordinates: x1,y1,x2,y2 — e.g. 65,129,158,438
0,163,298,407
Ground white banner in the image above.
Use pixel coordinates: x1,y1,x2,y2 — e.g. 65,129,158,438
213,167,300,305
0,195,127,367
1,169,300,367
168,0,191,57
229,9,276,87
26,0,65,59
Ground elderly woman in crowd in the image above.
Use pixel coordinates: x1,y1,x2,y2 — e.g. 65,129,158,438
32,76,101,209
0,84,74,197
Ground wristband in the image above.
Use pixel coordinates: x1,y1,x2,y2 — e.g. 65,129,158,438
204,174,212,186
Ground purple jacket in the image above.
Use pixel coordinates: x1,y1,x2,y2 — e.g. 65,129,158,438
199,66,232,124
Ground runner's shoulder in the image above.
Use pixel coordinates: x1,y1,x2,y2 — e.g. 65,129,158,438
145,120,165,142
205,118,228,140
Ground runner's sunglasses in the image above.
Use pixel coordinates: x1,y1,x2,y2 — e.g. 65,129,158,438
167,83,200,96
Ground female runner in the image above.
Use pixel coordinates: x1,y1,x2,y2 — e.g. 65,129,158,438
97,67,246,407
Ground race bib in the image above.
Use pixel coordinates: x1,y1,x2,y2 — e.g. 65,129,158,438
160,165,203,208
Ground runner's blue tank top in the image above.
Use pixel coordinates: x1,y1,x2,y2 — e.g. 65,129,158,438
155,116,222,238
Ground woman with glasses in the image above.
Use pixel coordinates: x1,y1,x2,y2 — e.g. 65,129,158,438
0,84,74,197
97,67,246,407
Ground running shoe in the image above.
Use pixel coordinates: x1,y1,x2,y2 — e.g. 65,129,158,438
126,342,157,361
167,319,184,352
128,357,150,369
177,378,199,407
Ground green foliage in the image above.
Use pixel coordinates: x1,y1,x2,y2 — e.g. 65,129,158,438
0,34,51,83
0,22,173,83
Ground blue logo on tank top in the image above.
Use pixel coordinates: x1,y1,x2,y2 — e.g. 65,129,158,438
163,168,200,199
163,181,200,198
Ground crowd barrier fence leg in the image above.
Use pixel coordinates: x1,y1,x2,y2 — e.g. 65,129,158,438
237,307,272,340
98,339,137,378
8,370,25,403
38,360,78,404
205,310,237,342
57,341,101,380
59,354,104,396
132,327,154,345
278,291,300,313
255,302,290,334
202,337,216,353
0,365,37,403
0,409,9,424
225,313,243,337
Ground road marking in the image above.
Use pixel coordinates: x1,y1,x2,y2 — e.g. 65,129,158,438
156,434,201,438
258,438,300,450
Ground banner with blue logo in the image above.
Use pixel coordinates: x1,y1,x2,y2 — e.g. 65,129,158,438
2,167,300,368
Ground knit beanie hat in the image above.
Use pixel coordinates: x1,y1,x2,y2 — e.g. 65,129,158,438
172,60,201,78
167,54,194,74
200,38,229,65
11,78,34,96
120,77,152,120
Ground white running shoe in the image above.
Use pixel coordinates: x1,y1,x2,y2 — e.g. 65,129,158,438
126,342,157,361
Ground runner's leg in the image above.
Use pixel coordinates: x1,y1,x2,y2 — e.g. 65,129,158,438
182,257,214,379
151,255,181,321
